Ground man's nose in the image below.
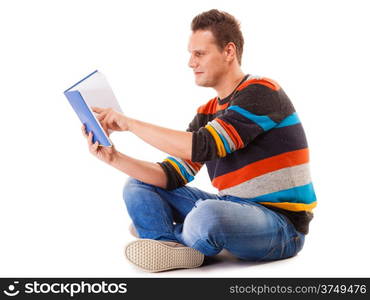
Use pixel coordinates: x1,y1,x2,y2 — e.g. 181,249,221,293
188,56,196,69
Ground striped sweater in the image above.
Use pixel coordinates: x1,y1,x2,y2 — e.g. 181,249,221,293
158,74,316,234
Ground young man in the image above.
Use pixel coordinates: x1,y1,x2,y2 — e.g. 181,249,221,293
82,9,317,272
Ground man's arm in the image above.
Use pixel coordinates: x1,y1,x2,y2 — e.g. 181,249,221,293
82,124,167,188
127,118,193,160
92,107,193,160
111,152,167,188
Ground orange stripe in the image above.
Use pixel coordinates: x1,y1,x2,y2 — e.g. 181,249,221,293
237,78,281,92
212,148,309,190
197,97,230,115
185,159,202,172
197,97,218,114
215,118,244,149
216,102,229,112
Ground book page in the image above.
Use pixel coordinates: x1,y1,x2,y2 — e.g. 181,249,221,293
73,71,123,113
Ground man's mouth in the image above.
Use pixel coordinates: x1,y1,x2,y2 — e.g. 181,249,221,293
194,72,203,76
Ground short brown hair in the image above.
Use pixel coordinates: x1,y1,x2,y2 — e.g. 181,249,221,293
191,9,244,65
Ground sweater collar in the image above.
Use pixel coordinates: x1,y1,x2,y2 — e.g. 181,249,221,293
217,74,250,105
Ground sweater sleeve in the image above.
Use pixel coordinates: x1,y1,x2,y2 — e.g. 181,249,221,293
191,79,295,162
157,116,204,190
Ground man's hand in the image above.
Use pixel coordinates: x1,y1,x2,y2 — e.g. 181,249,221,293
92,106,129,134
82,124,118,164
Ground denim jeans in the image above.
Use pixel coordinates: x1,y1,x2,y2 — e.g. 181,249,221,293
122,177,305,261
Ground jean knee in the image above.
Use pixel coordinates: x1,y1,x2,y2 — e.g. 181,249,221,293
123,177,136,197
183,200,225,239
122,177,149,203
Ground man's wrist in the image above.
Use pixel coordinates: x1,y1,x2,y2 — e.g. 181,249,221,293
108,149,121,166
126,117,134,132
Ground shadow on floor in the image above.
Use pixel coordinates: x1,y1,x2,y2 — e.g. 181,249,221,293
200,249,280,270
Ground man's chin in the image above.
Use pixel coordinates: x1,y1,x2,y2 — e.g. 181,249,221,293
195,78,211,87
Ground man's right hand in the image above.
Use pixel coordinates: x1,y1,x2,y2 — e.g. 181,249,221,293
92,106,130,134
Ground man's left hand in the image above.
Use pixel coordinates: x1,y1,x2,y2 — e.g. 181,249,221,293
82,124,118,165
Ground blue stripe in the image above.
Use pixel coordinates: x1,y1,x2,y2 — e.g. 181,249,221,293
167,157,194,183
228,105,277,131
209,124,232,154
276,112,300,128
252,183,317,204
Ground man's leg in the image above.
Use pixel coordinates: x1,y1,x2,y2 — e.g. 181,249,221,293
175,198,305,261
122,177,221,241
122,177,221,272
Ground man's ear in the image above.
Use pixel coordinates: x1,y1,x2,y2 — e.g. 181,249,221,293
224,42,237,63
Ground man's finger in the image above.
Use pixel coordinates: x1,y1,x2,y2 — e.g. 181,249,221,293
93,141,99,151
91,106,103,113
88,131,93,145
81,125,88,138
98,114,108,135
102,119,110,135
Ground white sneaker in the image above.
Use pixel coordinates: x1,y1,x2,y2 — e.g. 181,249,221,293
125,239,204,272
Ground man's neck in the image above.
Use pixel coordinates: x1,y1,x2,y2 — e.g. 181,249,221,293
214,70,246,100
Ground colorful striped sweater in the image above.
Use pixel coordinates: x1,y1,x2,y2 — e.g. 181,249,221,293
158,74,317,234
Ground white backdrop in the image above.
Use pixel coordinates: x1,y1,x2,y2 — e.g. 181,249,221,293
1,0,369,277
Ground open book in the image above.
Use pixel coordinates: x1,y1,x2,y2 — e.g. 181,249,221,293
64,70,123,147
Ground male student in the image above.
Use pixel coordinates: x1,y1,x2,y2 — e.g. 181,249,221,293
82,9,317,272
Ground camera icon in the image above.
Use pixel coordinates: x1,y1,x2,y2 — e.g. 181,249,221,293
3,281,20,297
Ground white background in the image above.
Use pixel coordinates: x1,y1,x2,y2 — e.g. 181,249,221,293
1,0,369,277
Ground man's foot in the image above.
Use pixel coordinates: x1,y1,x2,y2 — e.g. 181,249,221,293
125,239,204,272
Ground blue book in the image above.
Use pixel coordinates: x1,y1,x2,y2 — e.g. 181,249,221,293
64,70,123,147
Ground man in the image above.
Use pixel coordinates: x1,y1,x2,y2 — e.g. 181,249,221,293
82,9,317,272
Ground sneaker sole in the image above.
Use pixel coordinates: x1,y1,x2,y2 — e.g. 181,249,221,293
125,239,204,272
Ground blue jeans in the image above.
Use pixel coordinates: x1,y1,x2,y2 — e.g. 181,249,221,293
122,178,305,261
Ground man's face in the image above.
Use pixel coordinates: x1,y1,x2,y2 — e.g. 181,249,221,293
188,30,228,87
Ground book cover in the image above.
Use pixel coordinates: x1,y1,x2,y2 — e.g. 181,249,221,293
64,70,123,147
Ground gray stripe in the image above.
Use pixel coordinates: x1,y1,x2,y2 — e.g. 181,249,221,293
209,120,236,151
174,157,196,176
247,75,262,80
219,163,312,198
